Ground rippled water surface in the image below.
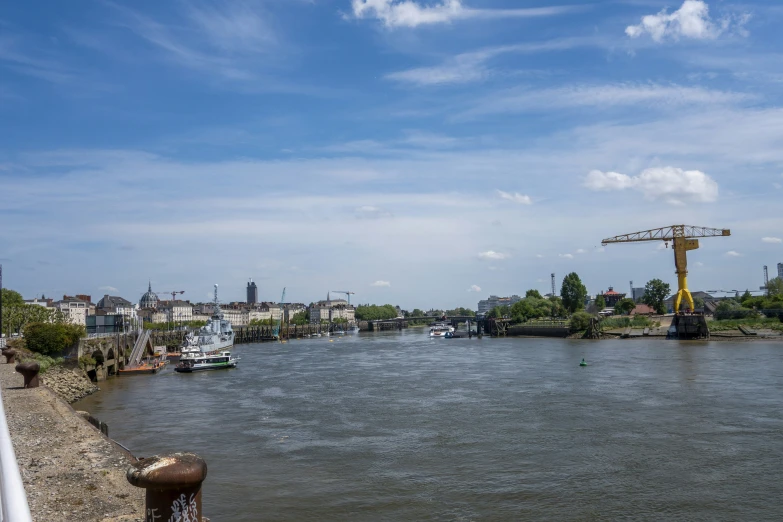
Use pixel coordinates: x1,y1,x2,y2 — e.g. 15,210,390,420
77,331,783,521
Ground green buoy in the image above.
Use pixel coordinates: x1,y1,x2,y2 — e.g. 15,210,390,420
580,358,587,367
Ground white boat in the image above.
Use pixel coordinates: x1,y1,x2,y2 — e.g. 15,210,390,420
181,284,235,356
429,326,451,338
175,351,238,373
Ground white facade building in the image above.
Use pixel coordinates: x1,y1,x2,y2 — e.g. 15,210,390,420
53,298,89,326
477,295,522,315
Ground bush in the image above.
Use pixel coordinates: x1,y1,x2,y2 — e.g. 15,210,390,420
21,354,64,373
569,312,593,331
24,322,85,355
714,309,759,321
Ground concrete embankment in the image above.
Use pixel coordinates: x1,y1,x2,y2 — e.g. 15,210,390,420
0,362,144,521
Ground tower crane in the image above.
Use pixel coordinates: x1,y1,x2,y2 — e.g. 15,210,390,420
602,225,730,313
331,290,355,305
160,290,185,302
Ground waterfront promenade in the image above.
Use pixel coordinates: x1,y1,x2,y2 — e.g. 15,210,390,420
0,362,143,521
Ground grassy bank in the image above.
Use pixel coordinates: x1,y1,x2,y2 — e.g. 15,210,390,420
709,317,783,332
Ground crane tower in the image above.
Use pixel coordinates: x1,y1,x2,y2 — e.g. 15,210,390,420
602,225,730,313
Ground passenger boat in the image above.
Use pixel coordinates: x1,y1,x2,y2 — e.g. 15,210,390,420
175,351,238,373
429,326,451,338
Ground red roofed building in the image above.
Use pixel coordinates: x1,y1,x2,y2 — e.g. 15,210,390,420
630,304,656,316
599,287,626,307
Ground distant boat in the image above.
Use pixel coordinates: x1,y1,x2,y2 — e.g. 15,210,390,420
175,351,238,373
181,284,235,357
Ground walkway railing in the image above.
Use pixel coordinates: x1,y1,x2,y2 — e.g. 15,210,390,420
0,385,33,522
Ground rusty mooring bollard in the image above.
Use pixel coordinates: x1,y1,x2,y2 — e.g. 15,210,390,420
127,452,208,522
2,349,16,364
15,361,40,388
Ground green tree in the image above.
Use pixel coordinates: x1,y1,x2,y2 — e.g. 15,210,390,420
560,272,588,314
1,288,24,307
569,311,593,331
24,322,85,355
445,307,476,317
549,296,566,318
290,311,309,325
767,277,783,298
355,304,398,321
642,279,671,314
487,305,510,319
595,295,606,310
614,298,636,315
525,289,543,299
410,308,425,317
693,297,705,310
740,289,753,304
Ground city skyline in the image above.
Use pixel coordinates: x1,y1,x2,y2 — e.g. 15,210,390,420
1,1,782,309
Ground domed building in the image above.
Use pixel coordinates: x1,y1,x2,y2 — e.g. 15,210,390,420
139,281,159,309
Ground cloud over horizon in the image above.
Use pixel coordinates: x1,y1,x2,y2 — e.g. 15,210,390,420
625,0,747,42
584,167,719,205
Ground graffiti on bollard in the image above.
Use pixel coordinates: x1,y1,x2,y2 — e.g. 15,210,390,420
127,452,208,522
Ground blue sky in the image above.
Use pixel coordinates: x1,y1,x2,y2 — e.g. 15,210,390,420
1,0,782,309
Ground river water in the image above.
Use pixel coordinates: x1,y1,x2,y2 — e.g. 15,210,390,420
76,331,783,521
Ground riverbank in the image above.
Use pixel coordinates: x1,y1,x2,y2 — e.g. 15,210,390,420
0,361,144,521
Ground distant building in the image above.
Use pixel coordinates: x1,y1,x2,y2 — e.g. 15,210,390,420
778,262,783,279
52,297,90,325
96,294,136,322
630,304,656,316
158,300,193,323
139,282,159,309
631,287,646,302
663,291,713,313
86,314,124,335
309,293,355,323
598,287,626,307
247,280,258,305
477,295,522,315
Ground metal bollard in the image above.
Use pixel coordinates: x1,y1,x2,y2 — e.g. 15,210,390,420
127,452,208,522
2,349,16,364
15,362,40,388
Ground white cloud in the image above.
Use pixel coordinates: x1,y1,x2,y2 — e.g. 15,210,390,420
625,0,747,42
349,0,578,28
371,280,391,287
774,183,783,190
497,190,532,205
98,285,119,292
575,248,587,254
478,250,509,260
762,237,782,244
725,250,742,257
559,253,574,259
467,284,481,292
535,254,544,258
355,205,393,219
584,167,718,205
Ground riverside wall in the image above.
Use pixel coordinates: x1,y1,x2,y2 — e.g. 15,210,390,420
1,361,144,521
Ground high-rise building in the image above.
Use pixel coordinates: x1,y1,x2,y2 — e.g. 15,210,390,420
247,279,258,305
631,287,646,302
778,263,783,279
477,295,522,315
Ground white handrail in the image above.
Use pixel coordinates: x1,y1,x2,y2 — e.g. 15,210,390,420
0,384,33,522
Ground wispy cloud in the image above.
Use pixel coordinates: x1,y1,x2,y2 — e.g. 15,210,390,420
625,0,750,42
460,83,751,119
106,0,281,83
478,250,509,260
371,280,391,287
98,285,119,292
584,167,718,205
497,190,532,205
355,205,393,219
559,253,574,259
386,38,599,86
467,284,481,292
725,250,742,257
761,237,782,244
349,0,580,28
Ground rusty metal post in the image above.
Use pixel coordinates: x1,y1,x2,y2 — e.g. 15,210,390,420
2,349,16,364
127,452,207,522
15,362,40,388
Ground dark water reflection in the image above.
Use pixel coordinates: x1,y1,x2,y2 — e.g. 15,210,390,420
77,331,783,521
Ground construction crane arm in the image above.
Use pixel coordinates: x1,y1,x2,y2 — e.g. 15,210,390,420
602,225,730,245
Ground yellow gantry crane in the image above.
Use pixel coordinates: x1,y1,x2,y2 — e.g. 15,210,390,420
602,225,731,313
